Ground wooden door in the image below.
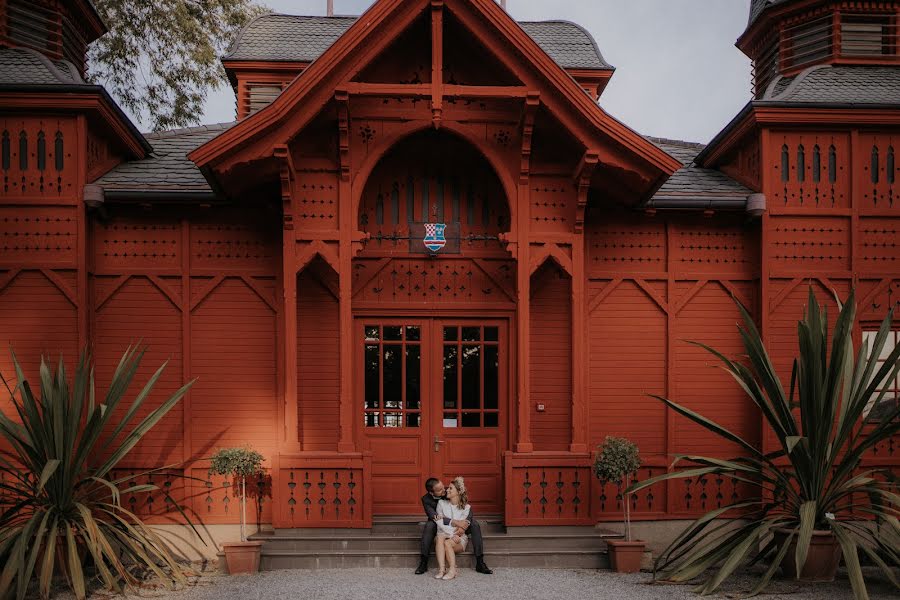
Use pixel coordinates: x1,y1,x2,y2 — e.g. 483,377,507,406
357,319,508,516
431,321,508,515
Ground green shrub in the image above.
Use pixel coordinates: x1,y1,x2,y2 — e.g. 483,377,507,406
208,447,264,542
595,436,641,541
0,347,195,600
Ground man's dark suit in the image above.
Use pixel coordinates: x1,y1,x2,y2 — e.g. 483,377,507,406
419,493,485,559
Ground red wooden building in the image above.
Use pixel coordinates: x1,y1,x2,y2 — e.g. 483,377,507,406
1,0,899,550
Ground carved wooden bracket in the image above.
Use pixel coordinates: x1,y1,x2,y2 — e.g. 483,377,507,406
296,240,340,275
335,90,351,182
519,92,540,185
573,150,599,233
274,144,294,230
529,242,573,277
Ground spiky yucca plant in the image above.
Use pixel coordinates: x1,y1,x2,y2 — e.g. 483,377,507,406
0,347,195,600
630,289,900,599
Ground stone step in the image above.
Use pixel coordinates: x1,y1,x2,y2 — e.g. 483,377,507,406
249,524,621,571
252,532,611,552
260,549,609,570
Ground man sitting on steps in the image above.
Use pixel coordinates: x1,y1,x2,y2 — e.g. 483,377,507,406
415,477,493,575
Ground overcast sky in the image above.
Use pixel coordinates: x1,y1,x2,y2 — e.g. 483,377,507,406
198,0,754,144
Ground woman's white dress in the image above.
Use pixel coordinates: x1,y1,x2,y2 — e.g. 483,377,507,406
436,499,471,550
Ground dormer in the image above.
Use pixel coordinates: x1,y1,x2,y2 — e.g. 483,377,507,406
222,14,614,120
0,0,106,75
739,0,899,97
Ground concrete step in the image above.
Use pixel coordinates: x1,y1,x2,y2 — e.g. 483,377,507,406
261,549,609,570
251,524,619,571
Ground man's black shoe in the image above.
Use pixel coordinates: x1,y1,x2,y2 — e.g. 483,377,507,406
475,559,493,574
414,558,429,575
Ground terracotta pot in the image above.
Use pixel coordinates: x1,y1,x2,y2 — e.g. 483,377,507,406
774,528,842,582
606,539,646,573
222,541,263,575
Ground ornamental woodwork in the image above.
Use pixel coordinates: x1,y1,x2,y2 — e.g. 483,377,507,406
0,117,77,199
770,132,850,209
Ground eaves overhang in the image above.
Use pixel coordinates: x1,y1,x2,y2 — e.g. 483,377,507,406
0,83,151,158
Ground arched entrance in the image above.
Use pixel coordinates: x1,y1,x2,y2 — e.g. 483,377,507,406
352,130,514,515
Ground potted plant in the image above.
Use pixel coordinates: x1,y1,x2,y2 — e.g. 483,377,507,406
595,436,645,573
630,288,900,599
209,447,265,575
0,346,197,600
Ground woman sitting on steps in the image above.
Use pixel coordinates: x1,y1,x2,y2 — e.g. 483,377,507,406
434,476,470,580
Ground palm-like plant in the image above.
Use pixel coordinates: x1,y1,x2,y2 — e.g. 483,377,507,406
631,288,900,599
0,346,195,600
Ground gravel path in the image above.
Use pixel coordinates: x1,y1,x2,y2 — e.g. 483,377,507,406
78,568,899,600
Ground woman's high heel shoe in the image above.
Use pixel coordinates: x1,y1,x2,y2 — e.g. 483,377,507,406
434,568,445,579
442,568,457,580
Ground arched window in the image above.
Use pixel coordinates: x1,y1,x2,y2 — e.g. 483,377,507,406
54,132,64,171
1,131,9,171
872,146,880,184
797,145,806,183
36,131,46,171
828,145,837,184
781,144,790,182
888,146,895,185
391,182,400,225
812,145,821,183
18,131,27,170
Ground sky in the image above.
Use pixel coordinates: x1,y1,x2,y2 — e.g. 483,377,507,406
198,0,754,144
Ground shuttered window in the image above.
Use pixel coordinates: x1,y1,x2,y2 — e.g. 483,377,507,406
863,329,900,421
248,85,284,115
841,16,892,56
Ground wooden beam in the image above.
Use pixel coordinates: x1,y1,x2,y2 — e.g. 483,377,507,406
519,92,539,185
431,0,444,128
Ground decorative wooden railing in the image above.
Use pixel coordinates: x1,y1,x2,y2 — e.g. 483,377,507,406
273,453,373,528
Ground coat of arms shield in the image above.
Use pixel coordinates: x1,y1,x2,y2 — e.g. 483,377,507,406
423,223,447,253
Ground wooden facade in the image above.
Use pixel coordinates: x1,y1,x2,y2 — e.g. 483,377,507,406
1,0,899,531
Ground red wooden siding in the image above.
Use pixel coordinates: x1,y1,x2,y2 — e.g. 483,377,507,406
530,262,572,451
673,282,759,457
0,269,78,410
588,280,667,456
297,265,340,451
93,276,184,465
190,277,278,459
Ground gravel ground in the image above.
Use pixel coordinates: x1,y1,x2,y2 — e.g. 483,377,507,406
68,568,900,600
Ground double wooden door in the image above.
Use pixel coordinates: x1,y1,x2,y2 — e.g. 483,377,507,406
357,319,508,515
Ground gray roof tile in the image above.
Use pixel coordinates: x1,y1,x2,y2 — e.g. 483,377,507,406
0,48,84,85
647,137,751,203
748,0,792,27
762,65,900,105
97,123,236,192
225,14,612,70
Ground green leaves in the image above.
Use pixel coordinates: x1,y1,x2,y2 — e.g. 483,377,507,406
86,0,268,131
593,436,641,485
0,346,196,599
634,287,900,599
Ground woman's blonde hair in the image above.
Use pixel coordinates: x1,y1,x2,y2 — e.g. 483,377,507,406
451,476,469,509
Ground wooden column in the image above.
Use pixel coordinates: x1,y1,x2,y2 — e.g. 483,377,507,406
570,151,597,453
759,128,772,458
276,145,300,447
76,115,89,353
336,91,356,453
514,94,539,453
569,230,588,453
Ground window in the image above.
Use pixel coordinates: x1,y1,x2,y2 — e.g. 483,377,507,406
363,325,421,428
863,329,900,420
442,325,499,428
247,85,283,115
785,15,833,68
841,15,892,57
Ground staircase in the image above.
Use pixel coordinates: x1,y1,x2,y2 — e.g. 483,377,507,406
249,516,621,570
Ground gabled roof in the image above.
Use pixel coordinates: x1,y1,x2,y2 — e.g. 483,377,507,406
224,14,613,70
761,65,900,105
97,123,235,195
191,0,679,188
646,138,751,209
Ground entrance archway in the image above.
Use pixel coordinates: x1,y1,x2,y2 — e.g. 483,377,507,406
353,130,514,515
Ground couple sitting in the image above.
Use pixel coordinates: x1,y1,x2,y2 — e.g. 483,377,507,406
416,476,493,579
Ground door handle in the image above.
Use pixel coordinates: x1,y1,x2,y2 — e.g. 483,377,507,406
434,435,445,452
